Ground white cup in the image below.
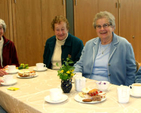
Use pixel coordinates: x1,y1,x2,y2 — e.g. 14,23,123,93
96,81,110,91
3,75,13,84
75,77,86,92
129,83,141,96
117,85,130,103
36,63,46,70
8,65,16,72
49,88,62,101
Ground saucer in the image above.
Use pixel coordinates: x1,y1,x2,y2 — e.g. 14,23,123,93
44,94,68,104
1,79,17,86
6,69,19,74
130,90,141,97
33,67,47,72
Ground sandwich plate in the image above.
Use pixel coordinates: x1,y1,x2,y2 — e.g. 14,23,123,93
74,94,106,104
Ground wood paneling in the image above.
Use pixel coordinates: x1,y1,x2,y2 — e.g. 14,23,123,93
98,0,119,34
74,0,98,45
41,0,66,45
0,0,12,40
12,0,43,66
134,0,141,62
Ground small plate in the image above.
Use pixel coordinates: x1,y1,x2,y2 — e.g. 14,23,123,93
74,94,106,104
16,74,38,79
1,79,17,86
44,94,68,104
33,67,47,72
6,69,19,74
130,90,141,97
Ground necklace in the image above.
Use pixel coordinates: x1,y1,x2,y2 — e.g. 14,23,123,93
100,43,111,54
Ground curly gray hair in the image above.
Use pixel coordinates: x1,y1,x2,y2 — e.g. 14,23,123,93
93,11,116,30
0,19,6,32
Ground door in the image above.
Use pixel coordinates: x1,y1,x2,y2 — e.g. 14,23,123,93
41,0,66,45
0,0,13,40
74,0,98,45
98,0,119,35
12,0,43,66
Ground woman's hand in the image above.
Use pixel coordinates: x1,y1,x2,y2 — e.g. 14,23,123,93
0,79,4,84
0,69,7,76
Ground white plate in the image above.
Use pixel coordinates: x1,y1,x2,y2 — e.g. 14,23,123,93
74,94,106,104
130,90,141,97
6,69,19,74
44,94,68,104
33,67,47,72
16,74,38,79
1,79,17,86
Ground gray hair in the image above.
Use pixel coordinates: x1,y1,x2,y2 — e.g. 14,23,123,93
93,11,116,29
0,19,6,32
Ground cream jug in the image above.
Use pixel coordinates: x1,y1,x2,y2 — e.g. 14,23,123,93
75,77,86,92
117,85,130,103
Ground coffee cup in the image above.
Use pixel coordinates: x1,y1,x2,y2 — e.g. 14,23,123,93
49,88,62,101
8,65,16,72
117,85,130,103
96,81,110,91
36,63,46,70
75,76,86,92
3,75,13,84
129,83,141,96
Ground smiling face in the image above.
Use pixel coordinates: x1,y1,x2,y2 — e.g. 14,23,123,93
54,22,68,41
96,18,114,44
0,25,4,38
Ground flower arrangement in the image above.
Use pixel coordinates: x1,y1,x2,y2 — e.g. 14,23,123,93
57,55,75,81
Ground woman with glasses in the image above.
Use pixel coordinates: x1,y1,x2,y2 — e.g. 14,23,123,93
74,11,136,86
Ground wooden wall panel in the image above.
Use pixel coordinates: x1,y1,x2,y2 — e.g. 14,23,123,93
74,0,98,45
12,0,43,66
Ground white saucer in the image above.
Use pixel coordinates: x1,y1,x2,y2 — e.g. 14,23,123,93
130,90,141,97
33,67,47,72
16,74,38,79
6,69,19,74
1,79,17,86
44,94,68,104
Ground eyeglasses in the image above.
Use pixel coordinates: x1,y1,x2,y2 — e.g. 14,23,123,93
95,23,111,29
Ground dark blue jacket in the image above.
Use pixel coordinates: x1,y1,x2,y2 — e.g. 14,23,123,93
43,33,84,69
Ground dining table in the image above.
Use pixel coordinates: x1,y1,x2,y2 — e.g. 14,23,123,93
0,66,141,113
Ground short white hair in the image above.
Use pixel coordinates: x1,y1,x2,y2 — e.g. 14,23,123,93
0,19,6,32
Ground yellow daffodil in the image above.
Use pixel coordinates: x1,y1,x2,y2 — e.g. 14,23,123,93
66,71,70,74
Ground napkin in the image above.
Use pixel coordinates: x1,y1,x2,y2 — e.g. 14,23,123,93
7,87,19,91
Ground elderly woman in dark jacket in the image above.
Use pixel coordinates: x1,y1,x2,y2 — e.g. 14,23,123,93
43,15,83,69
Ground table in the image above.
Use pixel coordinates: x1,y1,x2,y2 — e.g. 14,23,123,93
0,67,141,113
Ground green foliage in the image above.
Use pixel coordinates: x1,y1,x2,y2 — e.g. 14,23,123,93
18,63,29,69
57,56,75,81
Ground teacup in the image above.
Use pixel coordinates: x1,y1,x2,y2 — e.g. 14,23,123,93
8,65,16,72
129,83,141,96
96,81,110,91
74,72,82,78
49,88,62,101
75,76,86,92
36,63,46,70
3,75,13,84
117,85,130,103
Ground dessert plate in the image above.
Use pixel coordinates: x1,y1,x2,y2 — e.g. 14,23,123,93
16,74,38,79
1,79,17,86
44,94,68,104
33,67,47,72
6,69,19,74
130,90,141,97
74,94,106,104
